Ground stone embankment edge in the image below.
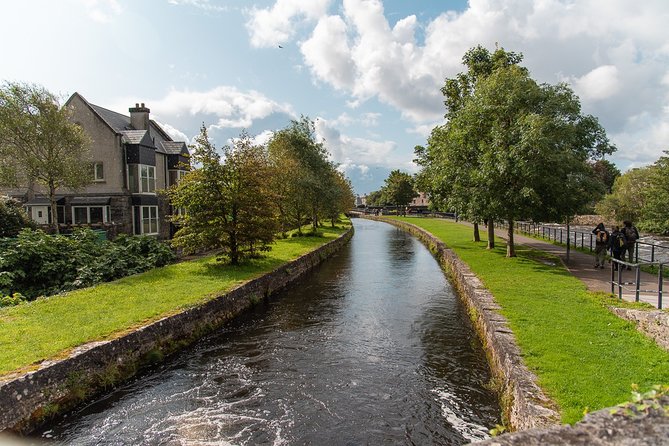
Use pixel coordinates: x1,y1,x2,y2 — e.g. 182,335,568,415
365,216,560,431
0,227,353,434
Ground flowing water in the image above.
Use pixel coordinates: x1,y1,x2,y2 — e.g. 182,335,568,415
35,219,500,445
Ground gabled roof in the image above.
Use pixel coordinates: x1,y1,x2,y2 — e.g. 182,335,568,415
65,93,188,154
121,130,155,147
160,141,189,155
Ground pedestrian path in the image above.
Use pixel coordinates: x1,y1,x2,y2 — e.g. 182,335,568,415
483,223,666,309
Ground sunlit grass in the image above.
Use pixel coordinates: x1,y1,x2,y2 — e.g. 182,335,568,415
0,223,350,376
393,217,669,424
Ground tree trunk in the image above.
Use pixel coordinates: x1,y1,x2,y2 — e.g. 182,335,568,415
230,206,239,265
486,218,495,249
49,182,59,234
507,218,516,257
473,222,480,242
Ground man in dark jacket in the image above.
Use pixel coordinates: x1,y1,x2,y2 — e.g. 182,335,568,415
592,223,609,269
609,226,627,271
622,220,640,268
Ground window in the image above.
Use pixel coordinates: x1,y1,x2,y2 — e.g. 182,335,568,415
93,162,104,181
128,164,156,193
168,169,188,187
141,206,159,235
141,165,156,193
73,206,109,224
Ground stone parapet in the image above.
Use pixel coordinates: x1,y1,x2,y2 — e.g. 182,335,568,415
0,227,353,433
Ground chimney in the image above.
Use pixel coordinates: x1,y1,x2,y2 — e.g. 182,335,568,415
129,102,150,130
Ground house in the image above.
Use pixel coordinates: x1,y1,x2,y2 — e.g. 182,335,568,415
2,93,190,239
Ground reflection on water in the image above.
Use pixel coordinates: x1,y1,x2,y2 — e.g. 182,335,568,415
35,219,500,445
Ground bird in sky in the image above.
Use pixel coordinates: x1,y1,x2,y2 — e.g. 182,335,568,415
278,45,283,49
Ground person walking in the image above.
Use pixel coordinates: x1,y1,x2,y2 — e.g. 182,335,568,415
592,223,609,269
621,220,640,269
609,226,627,270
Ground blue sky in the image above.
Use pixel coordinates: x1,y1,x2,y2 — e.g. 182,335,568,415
2,0,668,195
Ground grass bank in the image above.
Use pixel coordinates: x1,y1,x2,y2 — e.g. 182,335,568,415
392,217,669,424
0,224,350,377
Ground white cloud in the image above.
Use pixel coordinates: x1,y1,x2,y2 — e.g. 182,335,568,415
155,120,191,145
245,0,332,48
167,0,228,12
148,86,296,130
570,65,621,101
314,117,415,171
81,0,122,23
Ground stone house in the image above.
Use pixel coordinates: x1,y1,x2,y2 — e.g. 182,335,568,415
1,93,189,239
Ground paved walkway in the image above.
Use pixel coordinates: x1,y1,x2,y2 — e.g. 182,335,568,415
480,223,666,309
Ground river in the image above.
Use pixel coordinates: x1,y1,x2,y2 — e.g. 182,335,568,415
34,218,500,445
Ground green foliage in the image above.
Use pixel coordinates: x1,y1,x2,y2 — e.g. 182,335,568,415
169,127,278,265
0,292,27,308
0,82,92,233
394,217,669,424
590,159,620,194
639,153,669,234
381,169,417,208
0,195,35,237
595,167,651,224
267,117,349,233
0,228,175,300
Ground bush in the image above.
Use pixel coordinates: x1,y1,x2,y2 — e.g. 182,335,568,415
0,229,176,300
0,196,35,237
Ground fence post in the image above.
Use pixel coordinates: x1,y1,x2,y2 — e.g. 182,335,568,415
659,264,664,310
610,262,615,294
651,245,655,263
618,265,623,300
635,266,641,302
635,242,639,263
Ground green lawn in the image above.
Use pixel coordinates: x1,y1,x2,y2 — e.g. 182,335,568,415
0,224,350,377
393,217,669,424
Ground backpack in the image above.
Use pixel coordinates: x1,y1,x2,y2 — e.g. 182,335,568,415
596,230,608,244
612,233,625,249
623,226,638,242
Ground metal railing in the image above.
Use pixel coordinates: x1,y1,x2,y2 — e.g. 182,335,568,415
502,221,669,265
610,259,665,309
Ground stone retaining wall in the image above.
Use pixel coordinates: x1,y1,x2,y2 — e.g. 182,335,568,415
609,308,669,351
0,227,353,433
366,216,560,430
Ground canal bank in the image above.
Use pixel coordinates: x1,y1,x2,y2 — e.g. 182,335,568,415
363,216,561,431
0,226,353,434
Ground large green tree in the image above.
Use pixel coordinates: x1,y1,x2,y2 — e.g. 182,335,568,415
417,45,615,257
381,170,417,215
168,126,278,264
0,195,35,237
268,117,332,232
640,152,669,233
0,82,92,233
595,167,651,224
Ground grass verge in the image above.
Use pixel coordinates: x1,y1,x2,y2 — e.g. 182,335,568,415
0,223,350,377
393,217,669,424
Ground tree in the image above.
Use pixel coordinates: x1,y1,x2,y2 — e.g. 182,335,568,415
0,195,35,237
381,170,416,215
322,168,355,227
168,126,278,265
641,152,669,234
591,159,620,194
417,45,615,257
268,117,332,232
366,190,386,207
0,82,91,233
595,167,651,224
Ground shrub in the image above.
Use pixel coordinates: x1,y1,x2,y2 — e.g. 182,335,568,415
0,229,176,299
0,196,35,237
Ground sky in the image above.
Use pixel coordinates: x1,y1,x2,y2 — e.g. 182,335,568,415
1,0,668,195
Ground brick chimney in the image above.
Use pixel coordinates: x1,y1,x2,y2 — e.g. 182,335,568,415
129,102,150,130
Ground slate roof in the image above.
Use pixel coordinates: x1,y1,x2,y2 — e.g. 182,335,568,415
121,130,154,147
160,141,189,155
90,104,133,133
